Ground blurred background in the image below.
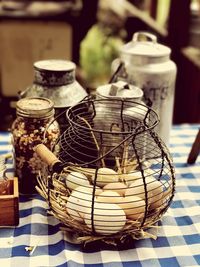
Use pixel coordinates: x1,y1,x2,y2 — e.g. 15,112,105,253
0,0,199,130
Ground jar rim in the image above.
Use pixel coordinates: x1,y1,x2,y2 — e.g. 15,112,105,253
16,97,55,118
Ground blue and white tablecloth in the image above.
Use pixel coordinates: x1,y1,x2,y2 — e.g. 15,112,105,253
0,124,200,267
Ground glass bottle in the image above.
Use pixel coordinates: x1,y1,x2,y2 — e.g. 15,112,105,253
11,97,60,195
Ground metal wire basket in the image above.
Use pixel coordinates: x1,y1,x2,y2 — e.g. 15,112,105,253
35,98,175,245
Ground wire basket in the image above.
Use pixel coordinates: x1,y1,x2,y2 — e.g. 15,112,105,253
35,98,175,245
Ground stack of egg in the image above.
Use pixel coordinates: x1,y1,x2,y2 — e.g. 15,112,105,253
63,166,171,236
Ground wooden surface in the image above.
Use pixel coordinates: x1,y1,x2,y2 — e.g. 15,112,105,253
0,177,19,226
0,20,72,97
187,129,200,164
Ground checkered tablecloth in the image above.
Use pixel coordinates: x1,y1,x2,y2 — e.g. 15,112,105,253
0,124,200,267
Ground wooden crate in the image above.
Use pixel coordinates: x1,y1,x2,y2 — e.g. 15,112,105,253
0,178,19,226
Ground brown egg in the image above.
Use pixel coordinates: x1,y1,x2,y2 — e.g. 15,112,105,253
118,195,145,221
125,176,163,208
97,190,122,204
91,167,119,187
155,186,173,210
103,182,128,196
119,170,152,186
119,171,141,186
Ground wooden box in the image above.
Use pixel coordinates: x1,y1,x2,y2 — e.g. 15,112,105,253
0,178,19,226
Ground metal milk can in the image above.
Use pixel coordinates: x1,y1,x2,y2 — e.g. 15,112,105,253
112,31,177,146
20,59,87,133
95,81,149,160
96,81,146,131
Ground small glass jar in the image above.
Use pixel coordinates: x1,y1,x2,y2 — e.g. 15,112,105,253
11,97,60,195
0,158,10,195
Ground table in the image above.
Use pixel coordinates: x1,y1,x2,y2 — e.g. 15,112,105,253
0,124,200,267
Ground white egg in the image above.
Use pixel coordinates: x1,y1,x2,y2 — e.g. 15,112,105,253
84,202,126,235
91,167,119,187
65,171,90,191
103,182,127,196
66,186,98,222
118,195,145,221
125,176,163,208
97,190,122,204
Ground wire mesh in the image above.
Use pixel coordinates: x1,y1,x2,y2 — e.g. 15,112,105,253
38,98,175,244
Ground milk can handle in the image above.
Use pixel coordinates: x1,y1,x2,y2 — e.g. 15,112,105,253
132,31,157,44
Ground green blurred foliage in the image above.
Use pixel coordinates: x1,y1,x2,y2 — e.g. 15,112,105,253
80,24,124,87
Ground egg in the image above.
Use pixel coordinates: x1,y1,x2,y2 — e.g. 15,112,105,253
65,171,90,191
103,182,127,196
84,202,126,235
66,186,99,222
155,186,172,210
97,190,122,204
75,184,103,195
125,176,163,208
118,195,145,221
119,171,141,186
91,167,119,187
120,169,153,186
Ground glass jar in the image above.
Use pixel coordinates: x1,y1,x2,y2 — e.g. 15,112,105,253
0,157,10,195
19,59,88,133
11,97,60,195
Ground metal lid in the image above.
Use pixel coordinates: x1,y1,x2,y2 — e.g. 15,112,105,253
34,59,76,72
16,97,55,118
120,32,171,58
33,59,76,86
96,81,143,100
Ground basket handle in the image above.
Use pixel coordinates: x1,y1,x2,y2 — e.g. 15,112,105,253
33,143,62,173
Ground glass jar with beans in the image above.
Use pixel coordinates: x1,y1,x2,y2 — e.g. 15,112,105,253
11,97,60,195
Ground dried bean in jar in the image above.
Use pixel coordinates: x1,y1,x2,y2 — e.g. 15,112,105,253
11,97,60,195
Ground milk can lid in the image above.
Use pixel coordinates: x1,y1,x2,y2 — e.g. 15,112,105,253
34,59,76,72
121,32,171,57
96,81,143,100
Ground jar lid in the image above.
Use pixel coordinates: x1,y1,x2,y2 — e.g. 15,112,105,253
33,59,76,86
34,59,76,72
96,81,143,100
16,97,54,118
120,32,171,58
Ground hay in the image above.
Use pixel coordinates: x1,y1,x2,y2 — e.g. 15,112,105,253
36,167,173,246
